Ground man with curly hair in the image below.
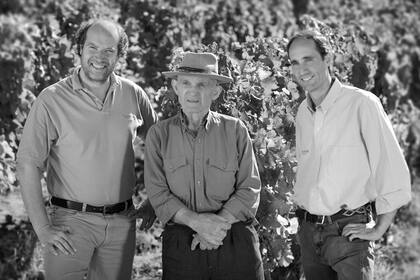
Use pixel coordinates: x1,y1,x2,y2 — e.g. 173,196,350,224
17,19,157,279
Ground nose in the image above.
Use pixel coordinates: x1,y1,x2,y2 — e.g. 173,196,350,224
99,50,110,58
91,49,111,60
188,91,200,99
189,86,202,94
292,63,310,77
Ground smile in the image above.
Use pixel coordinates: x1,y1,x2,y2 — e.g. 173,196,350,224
301,75,314,82
90,62,107,70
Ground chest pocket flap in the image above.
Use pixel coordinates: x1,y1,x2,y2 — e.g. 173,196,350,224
164,156,188,172
208,157,238,172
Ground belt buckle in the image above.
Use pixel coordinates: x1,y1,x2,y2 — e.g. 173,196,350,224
342,209,355,217
342,205,367,217
103,205,109,215
316,215,326,225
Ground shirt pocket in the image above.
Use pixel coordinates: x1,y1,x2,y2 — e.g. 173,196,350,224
205,157,238,201
163,156,189,196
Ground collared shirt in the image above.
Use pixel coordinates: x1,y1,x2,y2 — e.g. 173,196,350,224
294,79,411,215
144,111,261,225
17,67,158,205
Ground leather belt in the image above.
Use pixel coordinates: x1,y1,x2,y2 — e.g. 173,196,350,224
295,203,372,225
50,196,132,214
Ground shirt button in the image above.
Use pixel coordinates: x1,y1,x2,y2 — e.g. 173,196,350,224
197,180,201,185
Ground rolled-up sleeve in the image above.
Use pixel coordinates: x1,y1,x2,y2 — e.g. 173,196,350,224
222,120,261,221
359,95,411,215
144,125,187,224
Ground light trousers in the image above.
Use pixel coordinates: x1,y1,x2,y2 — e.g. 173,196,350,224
44,206,136,280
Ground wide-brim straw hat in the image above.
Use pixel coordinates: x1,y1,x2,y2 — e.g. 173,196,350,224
162,52,233,83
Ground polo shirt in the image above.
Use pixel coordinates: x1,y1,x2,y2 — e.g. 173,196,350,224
17,67,158,205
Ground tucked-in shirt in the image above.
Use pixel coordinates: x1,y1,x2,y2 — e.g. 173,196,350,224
17,67,158,205
145,111,261,225
294,79,411,216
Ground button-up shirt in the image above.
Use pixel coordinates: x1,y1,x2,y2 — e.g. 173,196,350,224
17,67,158,205
145,111,261,225
294,79,411,215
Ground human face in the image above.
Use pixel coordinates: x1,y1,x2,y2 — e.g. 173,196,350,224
172,75,221,115
288,38,331,95
80,22,119,85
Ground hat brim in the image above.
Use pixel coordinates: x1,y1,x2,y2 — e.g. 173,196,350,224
162,71,233,84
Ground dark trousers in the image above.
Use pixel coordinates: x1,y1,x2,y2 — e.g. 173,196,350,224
297,213,374,280
162,222,264,280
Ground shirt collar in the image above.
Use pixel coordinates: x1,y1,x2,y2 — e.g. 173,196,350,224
178,110,215,132
70,66,120,93
306,78,342,113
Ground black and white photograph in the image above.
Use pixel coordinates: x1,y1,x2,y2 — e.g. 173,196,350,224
0,0,419,279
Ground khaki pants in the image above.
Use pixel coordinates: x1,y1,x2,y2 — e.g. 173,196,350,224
43,206,136,280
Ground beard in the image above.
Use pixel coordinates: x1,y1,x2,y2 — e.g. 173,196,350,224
81,58,116,83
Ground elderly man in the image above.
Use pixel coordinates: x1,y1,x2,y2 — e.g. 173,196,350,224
17,19,157,280
288,31,411,280
145,52,264,280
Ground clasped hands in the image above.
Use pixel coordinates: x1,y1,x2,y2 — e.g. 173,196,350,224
190,213,231,251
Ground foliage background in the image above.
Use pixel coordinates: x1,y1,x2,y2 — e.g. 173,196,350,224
1,0,420,279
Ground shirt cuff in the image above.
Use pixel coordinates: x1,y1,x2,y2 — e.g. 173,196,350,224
375,189,412,215
222,197,254,222
155,198,187,225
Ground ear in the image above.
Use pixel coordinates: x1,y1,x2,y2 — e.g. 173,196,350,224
324,53,334,68
171,79,179,97
212,84,222,100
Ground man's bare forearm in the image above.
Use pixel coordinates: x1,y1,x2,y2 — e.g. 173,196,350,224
173,208,198,228
342,208,398,241
18,162,76,255
17,162,50,235
374,209,397,236
218,208,239,224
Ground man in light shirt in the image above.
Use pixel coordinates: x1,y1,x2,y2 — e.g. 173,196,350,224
16,19,158,279
288,31,411,280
